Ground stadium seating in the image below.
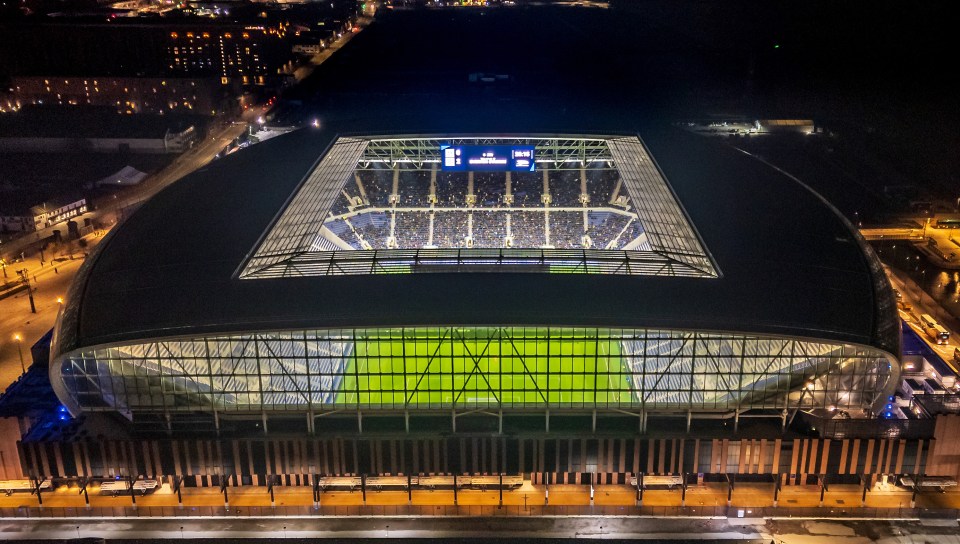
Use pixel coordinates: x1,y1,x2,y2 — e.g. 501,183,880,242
320,166,642,251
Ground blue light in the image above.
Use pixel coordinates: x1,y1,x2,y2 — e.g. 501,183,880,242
440,145,536,172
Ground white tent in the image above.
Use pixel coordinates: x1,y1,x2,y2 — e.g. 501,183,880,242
93,166,148,188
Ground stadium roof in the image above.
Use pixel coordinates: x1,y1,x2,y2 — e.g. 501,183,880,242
54,116,899,362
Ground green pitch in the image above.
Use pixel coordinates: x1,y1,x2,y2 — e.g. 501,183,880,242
336,328,631,407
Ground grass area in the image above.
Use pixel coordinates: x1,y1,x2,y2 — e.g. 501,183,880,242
337,328,631,407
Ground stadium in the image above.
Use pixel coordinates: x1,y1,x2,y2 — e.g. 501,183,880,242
10,3,960,513
48,128,901,438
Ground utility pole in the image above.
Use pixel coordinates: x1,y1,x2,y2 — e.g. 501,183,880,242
17,269,35,313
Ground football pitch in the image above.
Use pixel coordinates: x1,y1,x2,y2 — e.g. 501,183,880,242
336,329,632,407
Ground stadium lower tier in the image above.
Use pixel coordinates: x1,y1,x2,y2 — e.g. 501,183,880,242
52,326,898,418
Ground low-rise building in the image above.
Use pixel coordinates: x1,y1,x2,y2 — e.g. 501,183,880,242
30,196,87,230
0,195,87,233
2,76,233,116
0,107,201,154
0,214,33,233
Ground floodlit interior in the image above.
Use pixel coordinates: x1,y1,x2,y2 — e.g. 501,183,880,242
56,327,894,418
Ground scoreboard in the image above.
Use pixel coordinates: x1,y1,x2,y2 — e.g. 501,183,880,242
440,145,536,172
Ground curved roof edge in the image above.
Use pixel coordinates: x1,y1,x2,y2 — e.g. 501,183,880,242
728,146,901,359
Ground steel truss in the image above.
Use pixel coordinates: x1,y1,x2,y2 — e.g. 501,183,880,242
359,137,612,169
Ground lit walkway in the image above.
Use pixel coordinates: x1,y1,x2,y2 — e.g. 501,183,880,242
2,481,958,516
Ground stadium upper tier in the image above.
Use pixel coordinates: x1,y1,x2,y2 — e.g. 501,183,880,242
49,124,900,421
324,164,638,251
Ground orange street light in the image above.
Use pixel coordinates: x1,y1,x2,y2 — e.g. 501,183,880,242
13,333,25,373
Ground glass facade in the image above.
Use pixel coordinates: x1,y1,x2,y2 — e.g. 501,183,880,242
55,327,896,417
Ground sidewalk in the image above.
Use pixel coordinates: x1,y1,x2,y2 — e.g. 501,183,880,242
4,481,960,512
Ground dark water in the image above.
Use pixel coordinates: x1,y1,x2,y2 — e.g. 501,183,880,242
873,241,960,325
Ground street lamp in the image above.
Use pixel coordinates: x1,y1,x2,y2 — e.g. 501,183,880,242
13,333,25,373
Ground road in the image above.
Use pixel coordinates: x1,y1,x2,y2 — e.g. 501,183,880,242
0,241,97,390
886,265,960,376
7,516,960,543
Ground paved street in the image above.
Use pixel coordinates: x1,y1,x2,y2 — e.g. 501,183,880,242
0,514,958,542
0,231,105,379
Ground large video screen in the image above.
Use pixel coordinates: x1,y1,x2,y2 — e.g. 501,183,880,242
440,145,536,172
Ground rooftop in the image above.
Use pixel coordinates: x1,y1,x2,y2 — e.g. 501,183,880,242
0,106,201,139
